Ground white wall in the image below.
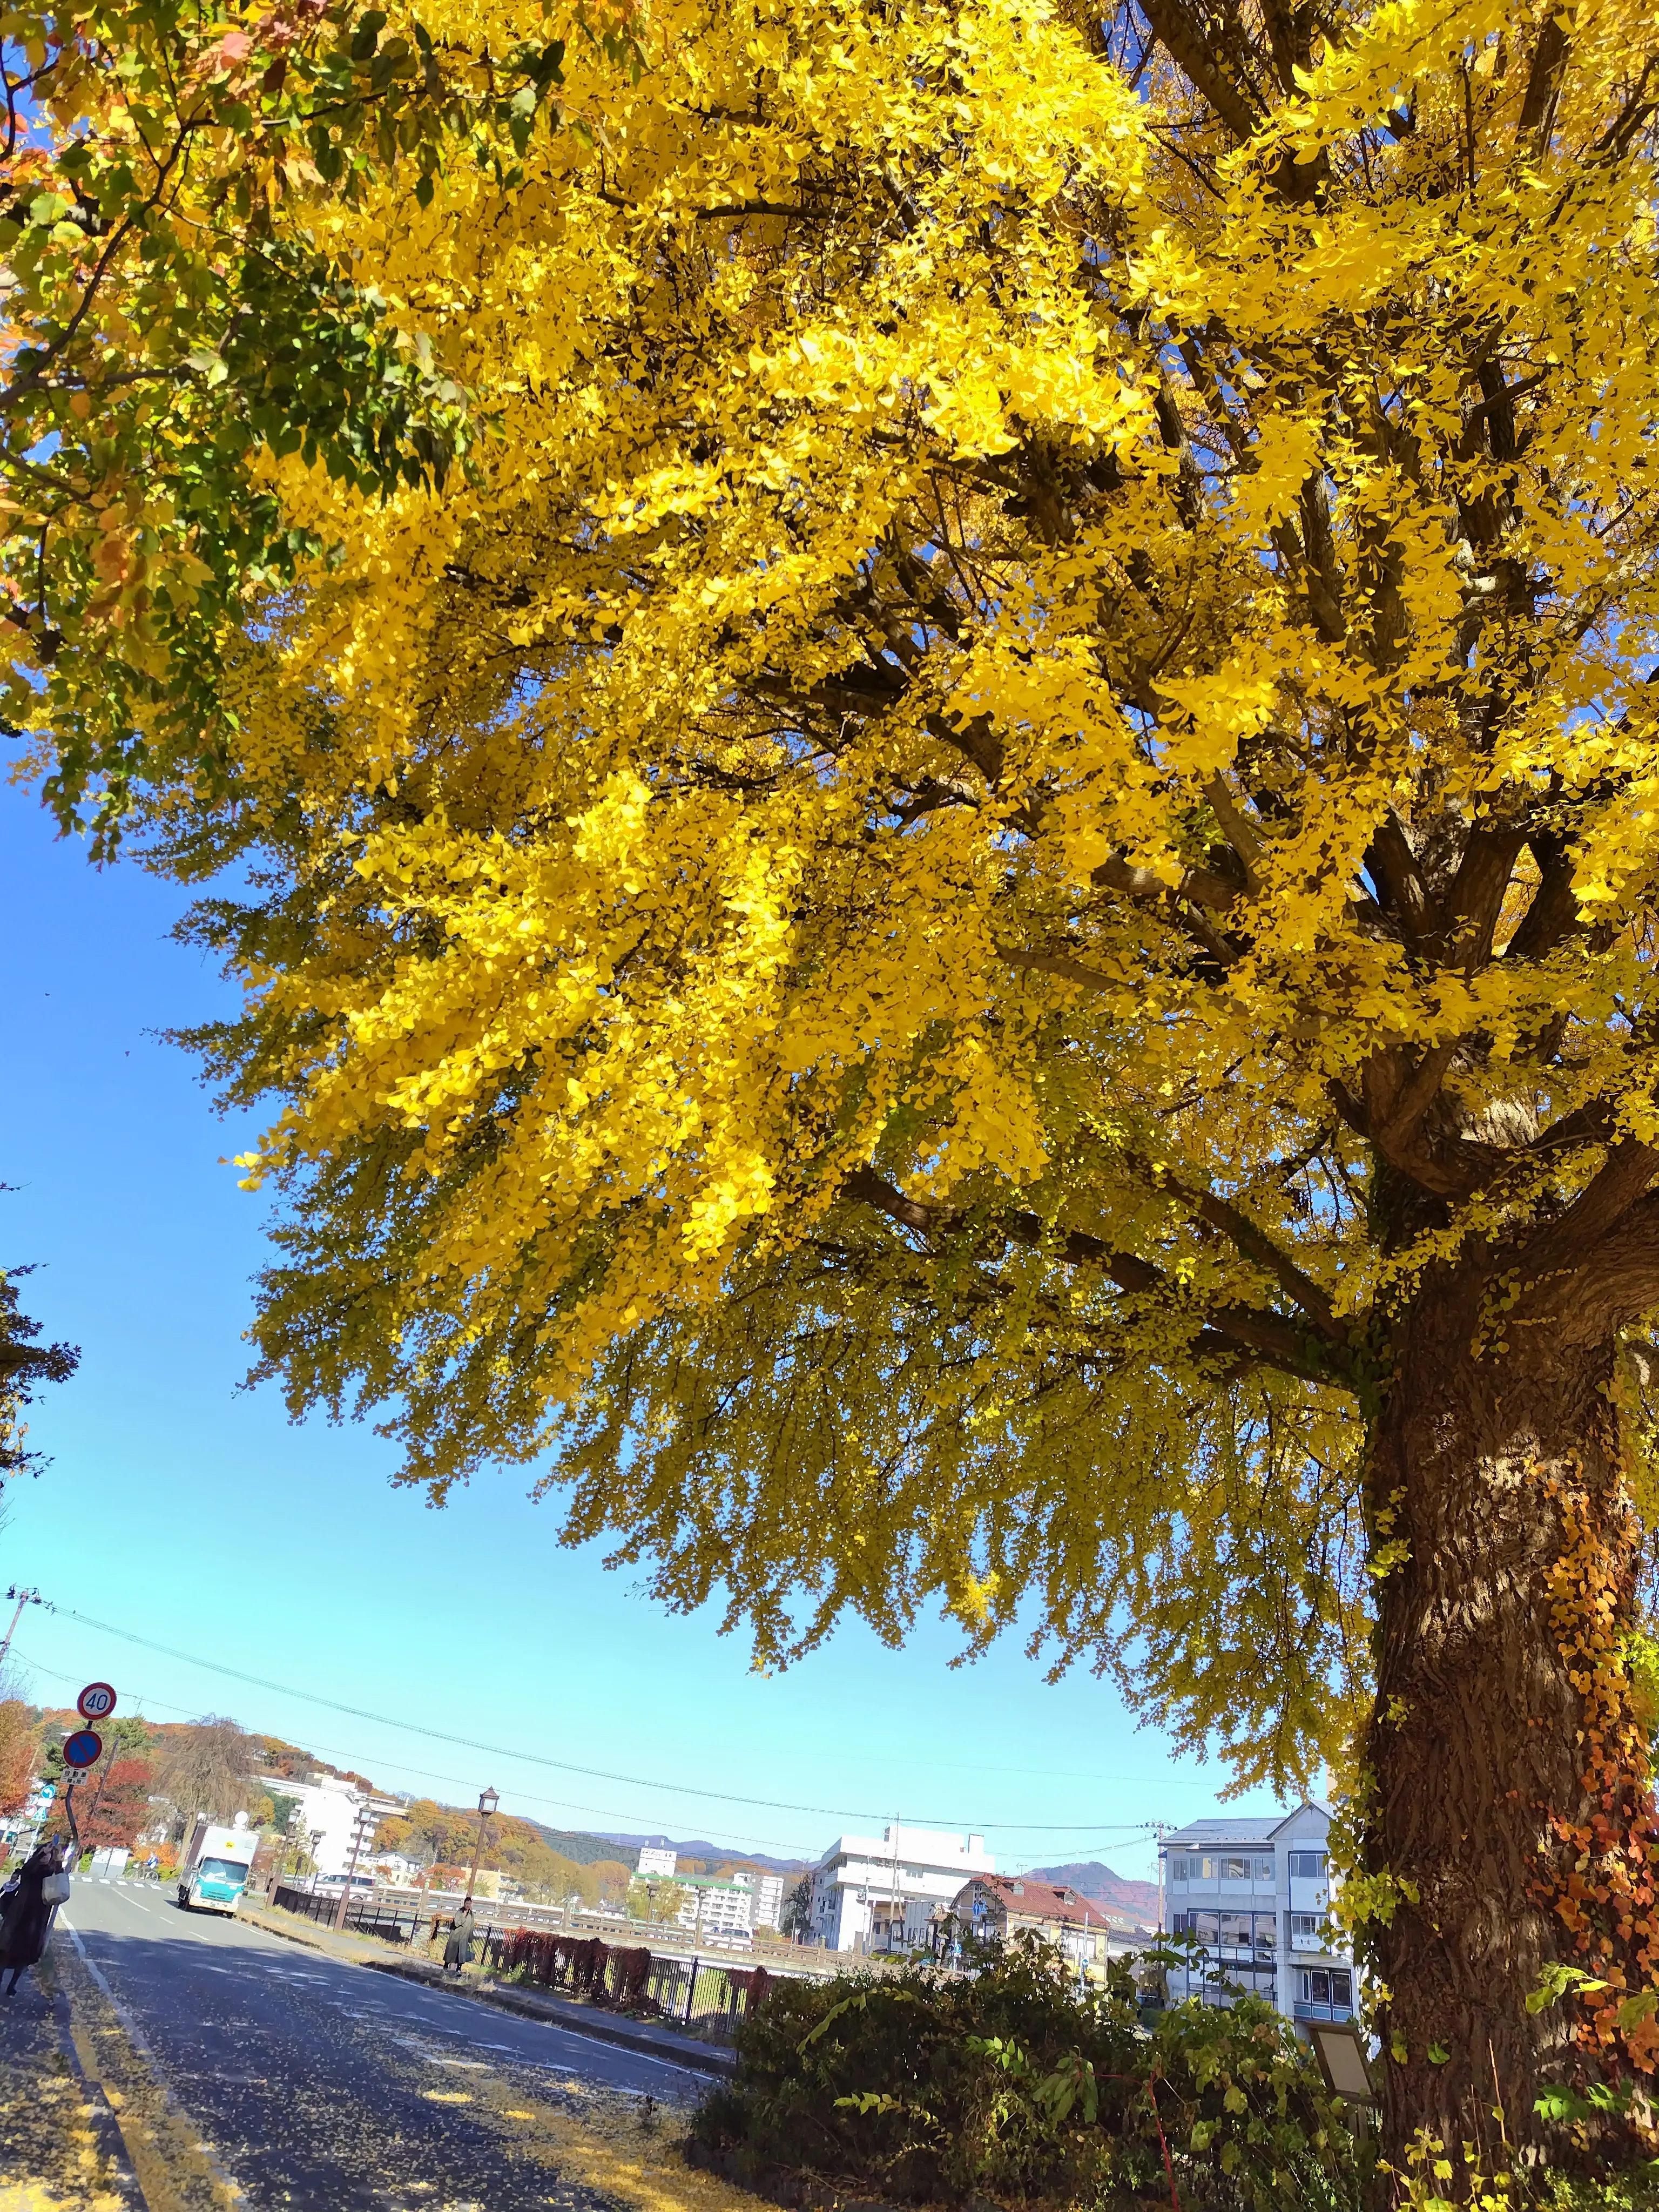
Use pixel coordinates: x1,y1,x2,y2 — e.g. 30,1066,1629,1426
810,1824,995,1952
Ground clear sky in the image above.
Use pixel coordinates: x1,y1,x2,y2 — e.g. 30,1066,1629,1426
0,774,1289,1883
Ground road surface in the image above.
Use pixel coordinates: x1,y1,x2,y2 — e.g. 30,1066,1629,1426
57,1872,712,2210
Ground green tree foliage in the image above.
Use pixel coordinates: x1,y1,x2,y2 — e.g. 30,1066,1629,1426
0,0,576,850
0,1262,78,1485
696,1936,1361,2211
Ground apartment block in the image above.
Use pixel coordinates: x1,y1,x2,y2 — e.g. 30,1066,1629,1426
1159,1800,1354,2028
731,1868,785,1929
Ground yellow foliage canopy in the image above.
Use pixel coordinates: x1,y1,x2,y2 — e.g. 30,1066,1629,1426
120,0,1659,1796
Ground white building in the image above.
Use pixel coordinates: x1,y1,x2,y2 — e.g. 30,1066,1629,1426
672,1876,754,1938
631,1869,756,1941
636,1845,678,1878
808,1824,994,1952
1159,1802,1354,2027
254,1773,404,1879
732,1869,785,1930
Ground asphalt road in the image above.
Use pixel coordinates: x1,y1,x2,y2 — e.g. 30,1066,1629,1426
58,1874,711,2210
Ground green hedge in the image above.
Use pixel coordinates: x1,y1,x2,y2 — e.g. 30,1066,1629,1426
691,1937,1363,2212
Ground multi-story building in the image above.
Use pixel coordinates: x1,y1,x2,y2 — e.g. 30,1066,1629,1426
634,1870,757,1940
731,1869,785,1930
252,1772,406,1880
808,1824,994,1952
1159,1802,1354,2027
952,1874,1112,1977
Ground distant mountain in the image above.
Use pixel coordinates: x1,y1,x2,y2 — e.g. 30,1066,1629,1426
523,1824,811,1874
522,1826,641,1866
595,1831,812,1875
1022,1860,1160,1932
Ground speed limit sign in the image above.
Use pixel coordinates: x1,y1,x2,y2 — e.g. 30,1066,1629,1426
77,1681,117,1721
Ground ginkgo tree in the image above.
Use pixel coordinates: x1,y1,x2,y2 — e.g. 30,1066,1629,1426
18,0,1659,2171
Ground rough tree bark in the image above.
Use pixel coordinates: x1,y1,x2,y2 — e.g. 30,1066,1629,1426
1364,1253,1657,2170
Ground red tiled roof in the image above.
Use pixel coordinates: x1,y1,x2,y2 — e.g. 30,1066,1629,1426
957,1874,1111,1930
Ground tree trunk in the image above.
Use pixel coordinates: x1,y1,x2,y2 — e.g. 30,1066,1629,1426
1364,1259,1659,2179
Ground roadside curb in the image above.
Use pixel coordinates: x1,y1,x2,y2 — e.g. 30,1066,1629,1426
45,1946,151,2210
236,1900,736,2080
365,1957,739,2076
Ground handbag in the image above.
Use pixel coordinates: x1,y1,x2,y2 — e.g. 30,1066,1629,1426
41,1871,72,1905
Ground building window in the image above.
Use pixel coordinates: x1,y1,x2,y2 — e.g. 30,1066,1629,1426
1298,1968,1352,2009
1291,1913,1326,1946
1288,1851,1327,1879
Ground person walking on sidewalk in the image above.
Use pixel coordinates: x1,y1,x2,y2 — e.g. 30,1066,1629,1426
0,1838,71,1996
443,1903,476,1977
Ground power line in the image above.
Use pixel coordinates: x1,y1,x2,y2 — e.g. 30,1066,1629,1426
17,1643,1164,1873
21,1594,1161,1836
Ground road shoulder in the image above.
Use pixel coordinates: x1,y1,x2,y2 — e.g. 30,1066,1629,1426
236,1899,738,2077
0,1939,143,2212
48,1924,245,2211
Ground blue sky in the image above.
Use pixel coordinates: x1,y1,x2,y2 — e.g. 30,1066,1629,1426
0,775,1287,1881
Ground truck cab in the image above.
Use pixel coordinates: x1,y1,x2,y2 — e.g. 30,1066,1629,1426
177,1813,258,1914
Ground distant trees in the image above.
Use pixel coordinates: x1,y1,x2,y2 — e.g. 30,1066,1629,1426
628,1878,690,1926
781,1877,813,1941
372,1797,638,1906
153,1715,261,1832
0,1699,37,1817
79,1759,154,1853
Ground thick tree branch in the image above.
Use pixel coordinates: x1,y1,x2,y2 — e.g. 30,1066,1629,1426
843,1165,1342,1385
1091,851,1240,915
1129,1154,1344,1339
1137,0,1262,143
1511,1138,1659,1298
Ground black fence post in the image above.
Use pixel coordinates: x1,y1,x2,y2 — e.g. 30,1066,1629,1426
684,1958,700,2026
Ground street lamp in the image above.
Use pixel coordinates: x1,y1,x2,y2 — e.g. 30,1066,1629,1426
463,1787,498,1910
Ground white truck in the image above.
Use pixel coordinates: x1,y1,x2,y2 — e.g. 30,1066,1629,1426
177,1813,257,1914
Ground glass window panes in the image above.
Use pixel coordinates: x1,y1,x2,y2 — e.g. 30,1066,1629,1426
1288,1851,1328,1879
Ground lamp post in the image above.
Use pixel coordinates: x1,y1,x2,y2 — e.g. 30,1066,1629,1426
463,1786,498,1910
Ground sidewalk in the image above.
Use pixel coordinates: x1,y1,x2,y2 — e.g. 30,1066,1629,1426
0,1946,143,2211
235,1900,737,2078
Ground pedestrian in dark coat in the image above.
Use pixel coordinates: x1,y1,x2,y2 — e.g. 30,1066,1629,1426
0,1840,69,1995
443,1904,476,1975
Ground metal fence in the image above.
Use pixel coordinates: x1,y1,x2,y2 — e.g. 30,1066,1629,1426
269,1884,514,1953
644,1952,761,2033
267,1885,811,2035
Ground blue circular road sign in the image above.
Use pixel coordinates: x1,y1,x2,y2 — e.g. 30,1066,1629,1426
63,1729,103,1769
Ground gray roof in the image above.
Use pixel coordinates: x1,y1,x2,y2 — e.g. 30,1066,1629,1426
1161,1802,1331,1848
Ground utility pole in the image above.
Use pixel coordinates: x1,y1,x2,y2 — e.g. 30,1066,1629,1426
888,1813,901,1955
332,1796,370,1932
0,1586,42,1675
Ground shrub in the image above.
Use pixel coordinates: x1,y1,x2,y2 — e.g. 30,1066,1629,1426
692,1934,1363,2211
